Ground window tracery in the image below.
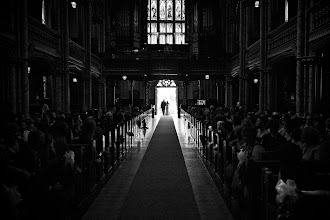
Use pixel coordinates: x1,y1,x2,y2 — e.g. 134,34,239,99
156,79,177,87
147,0,185,45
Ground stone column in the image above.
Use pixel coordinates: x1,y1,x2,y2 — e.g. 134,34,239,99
245,1,251,47
244,76,249,111
85,0,92,109
239,0,247,107
80,75,91,110
113,81,117,106
296,0,305,114
107,81,116,107
225,75,233,108
105,79,111,108
98,77,106,110
267,0,272,33
266,70,272,110
182,81,187,106
308,59,316,114
62,0,70,113
131,80,134,106
8,61,17,114
198,80,201,99
216,81,219,104
20,0,29,118
145,81,150,107
303,62,309,114
219,79,225,107
54,71,63,112
315,59,321,113
259,0,267,112
263,70,268,111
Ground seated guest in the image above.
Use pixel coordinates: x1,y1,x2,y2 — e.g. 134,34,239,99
255,115,269,142
318,132,330,160
301,126,320,160
279,127,303,182
231,127,265,220
261,119,287,159
241,127,265,161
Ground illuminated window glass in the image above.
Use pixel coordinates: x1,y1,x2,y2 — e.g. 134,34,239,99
147,0,185,45
42,0,46,24
167,23,173,32
151,34,158,44
159,34,166,44
157,79,177,87
160,0,166,20
285,0,289,22
43,76,47,98
151,23,157,32
182,0,185,20
160,23,166,33
151,0,157,20
175,0,181,20
166,34,173,44
167,0,173,20
175,23,181,32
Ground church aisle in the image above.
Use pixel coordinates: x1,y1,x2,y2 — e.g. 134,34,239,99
173,117,234,220
82,115,234,220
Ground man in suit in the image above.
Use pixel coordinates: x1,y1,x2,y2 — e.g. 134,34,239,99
161,100,166,115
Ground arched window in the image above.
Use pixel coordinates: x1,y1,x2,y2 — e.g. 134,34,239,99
156,79,177,87
147,0,185,45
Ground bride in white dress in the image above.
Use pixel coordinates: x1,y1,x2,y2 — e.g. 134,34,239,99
165,101,169,115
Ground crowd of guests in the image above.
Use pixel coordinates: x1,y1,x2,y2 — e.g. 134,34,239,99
186,105,330,219
0,104,143,219
1,102,329,219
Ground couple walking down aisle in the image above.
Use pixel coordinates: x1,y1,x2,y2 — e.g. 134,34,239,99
161,100,169,115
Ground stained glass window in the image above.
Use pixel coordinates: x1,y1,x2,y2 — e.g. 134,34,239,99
147,0,185,45
151,0,157,20
166,35,173,44
160,0,166,20
167,23,173,32
159,35,166,44
151,23,157,32
160,23,166,33
167,0,173,20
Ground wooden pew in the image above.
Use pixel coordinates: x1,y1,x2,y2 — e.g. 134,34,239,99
260,160,330,220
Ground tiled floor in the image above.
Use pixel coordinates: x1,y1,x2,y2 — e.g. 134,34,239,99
82,114,234,220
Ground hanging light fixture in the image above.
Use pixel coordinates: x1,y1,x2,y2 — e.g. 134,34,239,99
122,75,127,80
253,78,259,84
71,1,77,8
255,1,260,8
72,77,77,83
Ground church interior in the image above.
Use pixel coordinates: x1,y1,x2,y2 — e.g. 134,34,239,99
1,0,330,219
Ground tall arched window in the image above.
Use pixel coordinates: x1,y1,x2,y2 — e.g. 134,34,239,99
147,0,185,45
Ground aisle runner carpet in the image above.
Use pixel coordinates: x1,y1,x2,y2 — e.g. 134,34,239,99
120,116,200,219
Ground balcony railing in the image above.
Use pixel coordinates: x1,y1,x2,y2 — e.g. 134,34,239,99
105,49,193,60
246,39,260,62
91,53,102,70
268,17,297,54
69,39,85,62
309,0,330,41
230,54,239,69
28,16,60,52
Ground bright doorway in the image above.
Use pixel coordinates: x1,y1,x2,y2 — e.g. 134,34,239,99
156,87,178,115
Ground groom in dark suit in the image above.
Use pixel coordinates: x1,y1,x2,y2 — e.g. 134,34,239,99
161,100,166,115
